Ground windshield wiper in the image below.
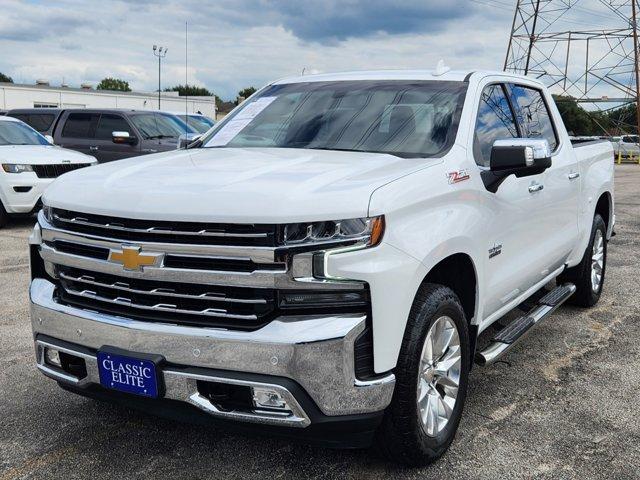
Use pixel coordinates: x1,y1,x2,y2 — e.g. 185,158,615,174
305,146,408,158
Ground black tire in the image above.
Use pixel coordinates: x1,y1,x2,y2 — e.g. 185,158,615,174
0,201,8,229
558,214,607,307
374,283,471,466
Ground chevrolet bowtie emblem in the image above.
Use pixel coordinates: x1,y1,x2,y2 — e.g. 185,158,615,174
108,246,163,271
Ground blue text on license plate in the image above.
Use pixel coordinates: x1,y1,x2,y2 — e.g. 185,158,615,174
97,351,158,398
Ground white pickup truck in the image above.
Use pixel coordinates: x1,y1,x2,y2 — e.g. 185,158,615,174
29,69,614,465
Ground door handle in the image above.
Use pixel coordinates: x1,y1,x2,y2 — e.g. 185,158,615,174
528,182,544,193
89,146,99,151
568,172,580,180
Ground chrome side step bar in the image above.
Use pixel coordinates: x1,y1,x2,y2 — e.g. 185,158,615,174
475,283,576,366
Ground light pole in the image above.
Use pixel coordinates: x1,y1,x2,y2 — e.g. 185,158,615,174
152,45,167,109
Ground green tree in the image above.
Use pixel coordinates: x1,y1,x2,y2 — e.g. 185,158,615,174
238,87,256,100
606,103,638,135
552,95,610,136
96,77,131,92
165,84,213,97
0,72,13,83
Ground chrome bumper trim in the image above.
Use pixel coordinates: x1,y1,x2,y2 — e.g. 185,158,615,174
31,278,395,417
58,270,268,305
35,339,310,427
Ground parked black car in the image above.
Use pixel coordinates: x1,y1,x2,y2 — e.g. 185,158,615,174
6,108,195,162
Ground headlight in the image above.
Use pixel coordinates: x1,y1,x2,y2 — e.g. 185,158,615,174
2,164,34,174
42,204,52,223
283,216,384,247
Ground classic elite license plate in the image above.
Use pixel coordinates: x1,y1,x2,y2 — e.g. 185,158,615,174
97,350,160,398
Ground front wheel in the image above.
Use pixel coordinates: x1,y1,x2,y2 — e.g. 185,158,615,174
374,284,470,466
0,201,7,229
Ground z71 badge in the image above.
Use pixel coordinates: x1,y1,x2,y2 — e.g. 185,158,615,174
489,243,503,258
447,169,470,184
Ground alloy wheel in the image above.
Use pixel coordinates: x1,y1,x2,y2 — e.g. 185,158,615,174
591,229,605,293
417,315,461,437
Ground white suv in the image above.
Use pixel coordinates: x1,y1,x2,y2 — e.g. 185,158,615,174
0,116,96,227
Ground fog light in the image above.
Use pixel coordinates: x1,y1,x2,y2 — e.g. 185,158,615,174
252,387,288,410
44,347,62,368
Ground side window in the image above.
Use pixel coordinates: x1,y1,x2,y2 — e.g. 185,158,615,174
95,114,131,140
27,114,55,133
61,113,99,138
508,85,558,151
473,84,518,167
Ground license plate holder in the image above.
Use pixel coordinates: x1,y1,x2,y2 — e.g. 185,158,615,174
97,347,164,398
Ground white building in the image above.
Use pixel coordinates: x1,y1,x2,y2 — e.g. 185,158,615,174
0,81,216,118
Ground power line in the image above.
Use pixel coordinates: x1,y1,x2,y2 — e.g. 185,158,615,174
504,0,640,134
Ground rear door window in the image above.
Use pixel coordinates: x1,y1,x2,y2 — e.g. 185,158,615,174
61,113,99,138
473,84,519,167
95,114,132,139
508,85,559,151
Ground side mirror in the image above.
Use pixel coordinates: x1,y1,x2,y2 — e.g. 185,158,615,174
112,131,137,145
44,135,54,145
177,133,202,150
482,139,552,193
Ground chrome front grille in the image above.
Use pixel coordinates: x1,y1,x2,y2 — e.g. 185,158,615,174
50,208,280,246
36,209,366,331
56,266,277,329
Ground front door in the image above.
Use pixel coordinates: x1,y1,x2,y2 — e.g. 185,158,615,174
94,113,140,162
471,83,550,318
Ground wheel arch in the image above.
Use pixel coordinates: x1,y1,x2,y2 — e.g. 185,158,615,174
595,191,613,236
420,253,478,323
413,252,480,361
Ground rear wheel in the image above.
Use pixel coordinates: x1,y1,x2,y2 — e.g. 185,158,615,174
374,284,470,466
559,214,607,307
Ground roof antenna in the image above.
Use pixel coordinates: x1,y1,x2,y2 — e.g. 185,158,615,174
301,67,306,76
433,59,450,77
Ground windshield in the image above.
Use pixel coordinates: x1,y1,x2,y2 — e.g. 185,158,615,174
129,113,189,139
0,120,49,146
202,80,467,157
180,115,214,133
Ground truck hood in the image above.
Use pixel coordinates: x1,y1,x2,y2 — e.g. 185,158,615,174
43,147,437,223
0,145,96,165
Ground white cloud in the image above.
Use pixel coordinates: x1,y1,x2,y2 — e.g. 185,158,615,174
3,0,618,101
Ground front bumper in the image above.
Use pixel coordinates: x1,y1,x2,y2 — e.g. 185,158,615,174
0,172,51,213
30,278,395,428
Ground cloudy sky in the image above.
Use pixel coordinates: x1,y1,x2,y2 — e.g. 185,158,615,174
0,0,630,100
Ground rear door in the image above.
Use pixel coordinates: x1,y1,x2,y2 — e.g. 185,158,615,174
55,112,100,158
94,113,140,162
471,83,550,317
507,83,579,265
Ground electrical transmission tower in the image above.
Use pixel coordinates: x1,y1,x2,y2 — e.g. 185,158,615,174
504,0,640,135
